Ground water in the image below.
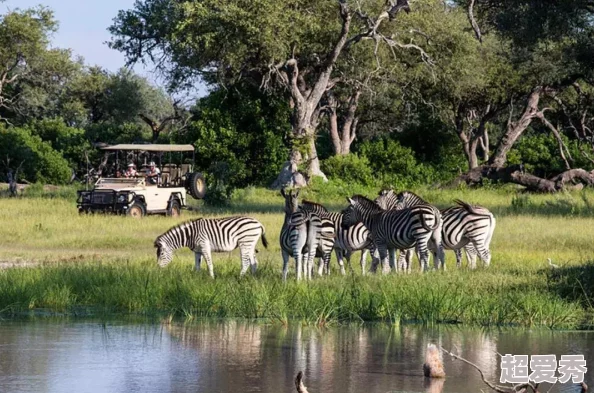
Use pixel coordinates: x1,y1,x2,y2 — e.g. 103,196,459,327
0,320,591,393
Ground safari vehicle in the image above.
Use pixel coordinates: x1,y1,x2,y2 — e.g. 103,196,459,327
77,144,206,217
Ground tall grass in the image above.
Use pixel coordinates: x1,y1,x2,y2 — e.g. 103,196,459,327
1,186,594,328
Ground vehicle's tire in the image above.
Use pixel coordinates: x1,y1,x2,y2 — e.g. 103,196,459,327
187,172,206,199
167,199,181,217
126,201,146,218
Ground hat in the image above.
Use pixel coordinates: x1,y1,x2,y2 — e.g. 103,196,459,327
127,163,135,168
150,161,156,166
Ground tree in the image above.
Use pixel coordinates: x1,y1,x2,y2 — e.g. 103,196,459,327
449,0,594,191
0,6,70,123
109,0,436,187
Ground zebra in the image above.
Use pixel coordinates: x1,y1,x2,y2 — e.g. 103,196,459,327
376,189,495,269
300,200,375,275
154,216,268,278
341,195,444,273
280,189,335,281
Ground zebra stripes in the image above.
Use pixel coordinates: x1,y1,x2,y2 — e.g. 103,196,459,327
279,189,335,281
376,190,495,269
154,216,268,278
341,195,444,273
300,200,374,275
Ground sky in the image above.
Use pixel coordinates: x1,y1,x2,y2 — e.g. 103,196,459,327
1,0,207,95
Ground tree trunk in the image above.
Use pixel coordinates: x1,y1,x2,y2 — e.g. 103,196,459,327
327,89,360,156
490,87,542,167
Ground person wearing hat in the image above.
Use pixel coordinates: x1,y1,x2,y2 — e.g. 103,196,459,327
124,163,137,178
146,161,160,184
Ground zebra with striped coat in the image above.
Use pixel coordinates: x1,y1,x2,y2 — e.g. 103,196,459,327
300,200,375,275
341,195,444,273
154,216,268,278
376,190,495,269
280,189,335,281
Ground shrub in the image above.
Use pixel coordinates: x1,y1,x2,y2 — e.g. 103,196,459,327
321,154,375,186
358,138,436,187
0,125,72,184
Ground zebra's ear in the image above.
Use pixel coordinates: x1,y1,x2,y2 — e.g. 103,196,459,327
347,197,356,205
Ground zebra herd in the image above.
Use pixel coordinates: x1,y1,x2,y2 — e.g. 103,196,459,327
154,189,496,280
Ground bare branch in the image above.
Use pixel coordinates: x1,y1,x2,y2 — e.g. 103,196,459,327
467,0,483,43
535,110,573,170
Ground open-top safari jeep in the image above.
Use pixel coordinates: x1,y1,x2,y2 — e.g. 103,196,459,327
77,144,206,217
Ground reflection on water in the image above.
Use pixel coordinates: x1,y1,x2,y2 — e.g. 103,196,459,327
0,319,591,393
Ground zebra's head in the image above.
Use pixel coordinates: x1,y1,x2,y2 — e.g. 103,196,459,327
395,191,424,209
341,197,362,229
281,188,300,214
154,238,173,267
375,189,397,210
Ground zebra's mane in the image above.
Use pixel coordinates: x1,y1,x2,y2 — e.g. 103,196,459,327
154,218,203,244
350,194,382,210
397,190,427,203
301,200,329,212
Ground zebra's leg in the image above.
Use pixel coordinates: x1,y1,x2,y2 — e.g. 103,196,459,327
406,248,414,273
455,248,463,268
370,247,381,273
431,228,446,271
317,257,325,276
465,243,478,269
377,244,390,274
388,250,396,270
194,252,202,271
202,245,215,279
282,250,290,281
396,250,406,273
471,241,491,268
359,249,368,276
416,241,431,272
238,246,251,277
336,249,347,275
389,248,397,273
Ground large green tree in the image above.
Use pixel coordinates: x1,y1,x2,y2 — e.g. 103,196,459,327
109,0,436,187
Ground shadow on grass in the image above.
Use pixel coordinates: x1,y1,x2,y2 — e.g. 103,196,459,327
546,262,594,313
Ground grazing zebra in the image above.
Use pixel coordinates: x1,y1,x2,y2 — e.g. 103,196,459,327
154,216,268,278
341,195,444,273
376,190,495,269
300,200,375,275
280,189,335,281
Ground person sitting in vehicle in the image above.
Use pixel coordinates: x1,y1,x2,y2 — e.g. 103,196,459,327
124,163,137,178
146,161,160,184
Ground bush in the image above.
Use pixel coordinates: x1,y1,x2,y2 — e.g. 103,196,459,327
0,125,72,184
321,154,375,186
508,132,593,177
358,138,436,187
25,118,91,170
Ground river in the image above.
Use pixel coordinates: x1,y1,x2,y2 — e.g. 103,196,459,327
0,320,591,393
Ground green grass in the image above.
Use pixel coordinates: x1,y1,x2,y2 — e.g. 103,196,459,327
0,185,594,328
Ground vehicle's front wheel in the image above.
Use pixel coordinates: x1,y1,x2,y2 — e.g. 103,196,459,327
126,202,146,218
167,199,181,217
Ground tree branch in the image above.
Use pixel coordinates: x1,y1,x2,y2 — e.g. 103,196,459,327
467,0,483,43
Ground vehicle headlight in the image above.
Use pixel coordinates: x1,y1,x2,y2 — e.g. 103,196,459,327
118,195,126,203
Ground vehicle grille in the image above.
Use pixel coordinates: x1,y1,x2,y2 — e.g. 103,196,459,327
92,192,114,204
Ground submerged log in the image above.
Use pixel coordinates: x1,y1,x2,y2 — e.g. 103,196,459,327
295,371,310,393
424,344,446,378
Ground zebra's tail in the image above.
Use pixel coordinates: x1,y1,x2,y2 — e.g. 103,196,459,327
454,199,491,216
420,208,441,231
260,226,269,249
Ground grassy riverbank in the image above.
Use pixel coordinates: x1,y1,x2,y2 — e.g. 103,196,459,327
0,185,593,328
